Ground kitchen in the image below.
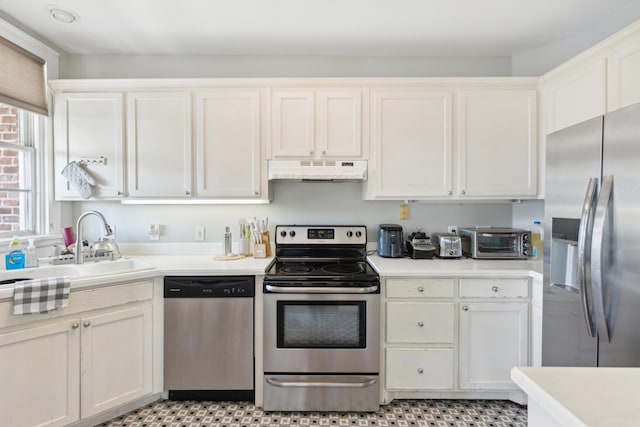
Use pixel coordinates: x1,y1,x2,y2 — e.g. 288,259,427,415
1,1,640,426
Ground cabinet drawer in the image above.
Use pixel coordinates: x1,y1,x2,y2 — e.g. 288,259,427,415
459,278,529,298
386,348,454,390
386,302,454,343
386,278,455,298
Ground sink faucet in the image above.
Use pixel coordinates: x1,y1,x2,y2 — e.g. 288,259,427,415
74,210,114,264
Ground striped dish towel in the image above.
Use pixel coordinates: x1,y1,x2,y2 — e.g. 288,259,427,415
13,276,71,315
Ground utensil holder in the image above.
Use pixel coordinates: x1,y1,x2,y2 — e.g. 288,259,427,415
253,243,267,258
239,237,250,255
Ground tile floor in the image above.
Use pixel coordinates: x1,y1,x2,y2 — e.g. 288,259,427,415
98,399,527,427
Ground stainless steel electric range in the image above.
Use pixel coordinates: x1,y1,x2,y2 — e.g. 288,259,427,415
263,225,380,412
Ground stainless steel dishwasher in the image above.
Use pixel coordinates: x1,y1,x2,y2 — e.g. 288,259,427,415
164,276,254,401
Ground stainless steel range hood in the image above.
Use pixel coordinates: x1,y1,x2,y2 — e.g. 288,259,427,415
268,160,367,181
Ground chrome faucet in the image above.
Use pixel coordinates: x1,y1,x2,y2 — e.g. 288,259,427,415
74,210,114,264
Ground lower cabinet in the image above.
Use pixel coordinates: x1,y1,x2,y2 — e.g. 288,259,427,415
0,282,154,427
459,302,529,390
383,276,531,401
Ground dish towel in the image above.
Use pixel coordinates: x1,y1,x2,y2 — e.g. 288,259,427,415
13,276,71,315
61,161,95,199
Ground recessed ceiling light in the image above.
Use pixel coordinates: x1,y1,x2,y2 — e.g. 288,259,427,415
45,5,79,24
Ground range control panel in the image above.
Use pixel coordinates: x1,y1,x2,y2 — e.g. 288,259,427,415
275,225,367,245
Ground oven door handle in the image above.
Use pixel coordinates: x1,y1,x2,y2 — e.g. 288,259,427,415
264,284,379,294
266,377,377,388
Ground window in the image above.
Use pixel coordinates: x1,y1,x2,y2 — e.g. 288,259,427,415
0,102,39,235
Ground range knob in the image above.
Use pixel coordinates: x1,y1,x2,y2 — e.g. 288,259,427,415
289,230,296,238
346,231,353,238
355,231,362,238
280,230,287,238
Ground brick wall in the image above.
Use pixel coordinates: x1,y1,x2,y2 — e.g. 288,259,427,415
0,105,20,232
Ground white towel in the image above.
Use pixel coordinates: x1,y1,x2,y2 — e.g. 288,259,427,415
61,161,95,199
13,276,71,315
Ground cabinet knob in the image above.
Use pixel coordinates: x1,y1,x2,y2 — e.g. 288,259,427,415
83,320,91,327
417,321,424,327
417,368,424,374
491,286,499,292
417,287,424,293
462,306,469,311
461,190,466,195
117,191,123,196
309,150,314,155
254,191,259,196
321,150,326,155
448,190,452,195
185,191,190,196
71,322,80,329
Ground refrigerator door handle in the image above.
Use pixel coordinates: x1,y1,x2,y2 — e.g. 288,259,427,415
591,174,613,343
577,177,598,338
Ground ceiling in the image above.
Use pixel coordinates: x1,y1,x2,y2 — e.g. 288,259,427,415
0,0,637,57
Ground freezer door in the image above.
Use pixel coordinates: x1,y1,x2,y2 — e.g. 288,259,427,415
597,102,640,367
542,116,602,367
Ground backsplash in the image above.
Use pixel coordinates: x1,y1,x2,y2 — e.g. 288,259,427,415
66,181,542,245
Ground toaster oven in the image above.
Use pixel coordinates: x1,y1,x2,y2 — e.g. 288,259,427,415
459,227,531,259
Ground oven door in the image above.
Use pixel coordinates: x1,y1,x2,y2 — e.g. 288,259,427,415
263,290,380,374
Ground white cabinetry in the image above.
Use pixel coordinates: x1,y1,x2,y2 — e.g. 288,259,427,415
531,275,543,367
195,90,265,198
384,278,456,392
366,82,537,200
53,92,125,200
607,34,640,111
458,278,529,390
0,280,155,427
542,59,606,134
368,89,453,199
458,90,537,198
271,88,364,159
382,275,530,402
126,92,193,197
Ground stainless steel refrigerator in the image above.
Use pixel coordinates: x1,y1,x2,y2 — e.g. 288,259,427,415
542,102,640,367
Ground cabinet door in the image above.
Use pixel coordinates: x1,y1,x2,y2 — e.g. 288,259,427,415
458,90,537,198
543,59,606,134
368,89,453,199
608,36,640,111
80,304,152,418
54,92,124,199
317,89,363,157
271,89,315,158
386,348,454,390
386,302,454,344
126,92,192,197
0,320,80,427
196,90,263,197
459,302,529,390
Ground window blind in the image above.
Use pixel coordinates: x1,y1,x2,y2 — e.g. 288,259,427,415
0,36,48,116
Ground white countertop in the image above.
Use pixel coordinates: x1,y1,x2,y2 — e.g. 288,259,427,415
367,254,542,278
512,366,640,427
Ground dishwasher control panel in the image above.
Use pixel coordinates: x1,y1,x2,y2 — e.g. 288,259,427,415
164,276,255,298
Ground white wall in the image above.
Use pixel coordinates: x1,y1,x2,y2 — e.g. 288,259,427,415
67,182,516,245
59,54,512,79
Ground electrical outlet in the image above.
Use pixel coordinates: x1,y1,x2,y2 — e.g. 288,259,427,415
195,226,205,241
399,204,409,220
447,225,458,234
148,224,160,241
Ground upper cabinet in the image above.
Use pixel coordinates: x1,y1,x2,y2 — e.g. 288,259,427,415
458,90,537,198
367,88,453,199
365,81,538,200
53,92,125,200
126,92,193,198
195,89,265,198
270,87,365,159
607,35,640,111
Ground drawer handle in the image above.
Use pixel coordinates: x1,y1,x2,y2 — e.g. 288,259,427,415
491,286,500,292
417,368,424,374
83,320,91,327
71,322,80,329
417,287,424,293
417,321,424,327
462,306,469,311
